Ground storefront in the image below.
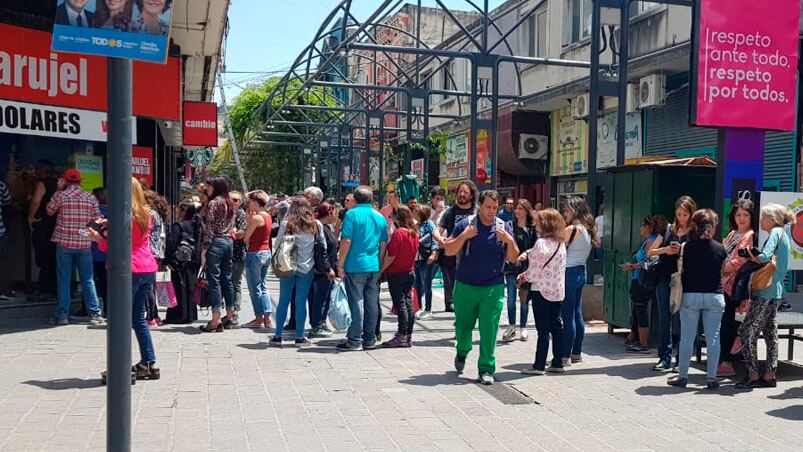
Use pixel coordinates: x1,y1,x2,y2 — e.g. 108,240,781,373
0,23,181,306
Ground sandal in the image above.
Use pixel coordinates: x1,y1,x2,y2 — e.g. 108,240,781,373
199,322,224,333
132,362,160,380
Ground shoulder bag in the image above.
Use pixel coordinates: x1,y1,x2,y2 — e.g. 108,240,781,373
748,247,777,291
668,243,685,314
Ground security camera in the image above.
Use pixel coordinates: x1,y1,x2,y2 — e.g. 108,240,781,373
163,121,172,129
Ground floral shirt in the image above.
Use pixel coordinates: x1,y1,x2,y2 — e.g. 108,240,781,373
202,197,234,250
232,209,248,262
524,238,567,302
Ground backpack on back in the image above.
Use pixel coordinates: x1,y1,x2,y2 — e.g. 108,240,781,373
272,234,298,278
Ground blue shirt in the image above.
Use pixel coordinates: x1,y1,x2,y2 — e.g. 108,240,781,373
754,227,790,300
452,217,513,286
497,209,514,223
632,234,657,280
341,203,388,273
0,181,11,238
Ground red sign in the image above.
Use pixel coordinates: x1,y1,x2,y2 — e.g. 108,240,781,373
692,0,800,131
183,101,218,146
0,23,180,120
133,146,154,188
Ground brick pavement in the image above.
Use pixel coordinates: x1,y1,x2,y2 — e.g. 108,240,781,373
1,278,803,451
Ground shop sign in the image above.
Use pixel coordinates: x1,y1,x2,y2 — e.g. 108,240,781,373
597,112,642,169
74,153,103,192
183,101,219,147
0,23,180,120
690,0,800,131
132,145,153,187
444,131,468,180
0,99,136,142
411,158,424,182
187,147,213,167
550,106,587,177
51,0,172,63
475,129,491,184
759,192,803,270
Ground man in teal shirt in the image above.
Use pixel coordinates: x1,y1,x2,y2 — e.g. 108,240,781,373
337,186,388,350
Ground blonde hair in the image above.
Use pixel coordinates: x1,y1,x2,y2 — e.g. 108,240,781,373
131,177,151,232
761,203,795,228
534,208,566,240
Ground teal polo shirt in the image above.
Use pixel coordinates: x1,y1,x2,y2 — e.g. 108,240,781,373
341,203,388,273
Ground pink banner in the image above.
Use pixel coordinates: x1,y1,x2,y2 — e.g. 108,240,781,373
694,0,800,131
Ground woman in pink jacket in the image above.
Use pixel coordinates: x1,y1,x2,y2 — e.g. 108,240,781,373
91,177,159,381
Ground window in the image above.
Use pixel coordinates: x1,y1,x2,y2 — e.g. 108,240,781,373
441,60,456,99
526,10,547,57
629,1,660,17
562,0,592,46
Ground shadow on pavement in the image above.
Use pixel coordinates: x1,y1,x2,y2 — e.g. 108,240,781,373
154,326,202,335
237,342,269,350
769,387,803,400
398,371,473,387
23,378,101,390
766,405,803,421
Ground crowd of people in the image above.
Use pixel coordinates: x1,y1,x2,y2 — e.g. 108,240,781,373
30,166,795,389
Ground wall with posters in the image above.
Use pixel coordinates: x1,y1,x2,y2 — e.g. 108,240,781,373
550,106,587,177
444,130,468,181
597,112,642,169
475,129,491,185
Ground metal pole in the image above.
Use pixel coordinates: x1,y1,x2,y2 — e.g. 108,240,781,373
106,57,133,452
216,72,248,192
587,0,602,205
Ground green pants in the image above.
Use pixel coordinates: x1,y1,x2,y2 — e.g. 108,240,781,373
453,281,504,375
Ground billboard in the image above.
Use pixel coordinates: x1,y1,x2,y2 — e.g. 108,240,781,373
596,112,642,169
51,0,173,63
475,129,491,185
759,192,803,270
690,0,800,131
550,106,587,177
183,102,219,147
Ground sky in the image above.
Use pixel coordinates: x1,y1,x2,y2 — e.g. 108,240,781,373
217,0,506,104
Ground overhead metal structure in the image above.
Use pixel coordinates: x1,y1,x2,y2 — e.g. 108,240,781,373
244,0,603,201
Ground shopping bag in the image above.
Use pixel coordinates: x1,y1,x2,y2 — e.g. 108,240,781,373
193,269,211,308
155,282,178,308
327,279,351,331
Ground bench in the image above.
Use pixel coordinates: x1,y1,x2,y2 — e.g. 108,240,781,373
695,310,803,363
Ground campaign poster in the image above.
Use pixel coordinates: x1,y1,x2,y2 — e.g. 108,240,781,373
73,154,104,192
759,192,803,270
475,129,491,185
132,145,153,188
51,0,173,63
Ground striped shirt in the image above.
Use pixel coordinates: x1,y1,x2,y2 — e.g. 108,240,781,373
0,181,11,237
47,185,101,249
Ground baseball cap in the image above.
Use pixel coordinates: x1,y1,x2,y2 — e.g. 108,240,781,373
64,168,82,183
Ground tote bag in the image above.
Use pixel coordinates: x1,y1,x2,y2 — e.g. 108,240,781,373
668,243,685,314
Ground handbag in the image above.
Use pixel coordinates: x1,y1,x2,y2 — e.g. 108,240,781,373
668,243,685,314
748,249,776,291
192,268,211,308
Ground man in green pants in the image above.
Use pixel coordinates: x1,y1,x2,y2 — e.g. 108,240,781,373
444,190,519,385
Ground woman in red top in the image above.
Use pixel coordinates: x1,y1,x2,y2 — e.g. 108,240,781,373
242,190,274,329
91,177,159,381
381,205,419,348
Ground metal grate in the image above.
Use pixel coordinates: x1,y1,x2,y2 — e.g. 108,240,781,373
480,383,539,405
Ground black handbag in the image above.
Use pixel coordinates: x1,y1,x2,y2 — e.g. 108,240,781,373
638,255,661,289
313,228,330,274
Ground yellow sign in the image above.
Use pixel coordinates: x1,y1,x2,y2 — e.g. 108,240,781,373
550,106,588,176
73,154,104,193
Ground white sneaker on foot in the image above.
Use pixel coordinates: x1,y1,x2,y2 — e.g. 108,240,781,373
520,328,529,341
501,325,516,342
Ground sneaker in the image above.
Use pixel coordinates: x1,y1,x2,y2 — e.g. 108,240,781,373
417,311,433,320
0,294,14,300
626,344,651,354
570,354,582,363
520,328,529,341
501,326,517,342
308,328,332,338
479,373,494,385
268,336,283,347
294,338,312,348
522,367,545,375
363,343,380,351
381,334,408,348
706,380,720,390
652,361,673,372
454,354,466,374
547,365,565,373
231,314,240,325
51,315,69,326
336,341,363,352
88,315,105,326
561,357,571,367
716,362,736,377
778,300,793,312
667,376,688,388
321,323,334,333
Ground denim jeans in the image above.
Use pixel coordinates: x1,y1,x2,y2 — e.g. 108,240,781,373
133,272,157,364
56,245,100,318
655,275,673,365
561,265,586,358
414,260,436,312
310,273,333,329
245,250,273,316
275,270,315,339
232,259,245,312
344,272,380,347
437,253,455,309
504,274,529,327
205,236,234,314
678,292,725,380
532,291,563,370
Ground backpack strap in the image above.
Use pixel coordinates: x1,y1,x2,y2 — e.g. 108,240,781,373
567,225,578,249
543,243,561,269
463,214,478,257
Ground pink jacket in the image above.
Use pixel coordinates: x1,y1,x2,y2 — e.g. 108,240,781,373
524,238,567,302
99,217,158,274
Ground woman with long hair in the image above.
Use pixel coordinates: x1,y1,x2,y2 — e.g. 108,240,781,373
381,205,420,348
717,200,755,377
735,204,794,389
647,195,697,371
519,208,567,375
502,199,538,342
163,201,202,324
143,190,169,325
271,196,326,347
668,209,727,390
414,205,439,320
242,191,274,329
199,177,237,333
308,202,338,337
90,177,159,380
94,0,135,30
560,196,599,365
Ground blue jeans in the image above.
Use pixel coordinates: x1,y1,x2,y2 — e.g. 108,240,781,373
275,270,315,339
678,292,725,380
655,275,673,365
56,245,100,318
310,274,333,329
133,272,157,363
205,236,234,314
505,274,529,327
345,272,380,347
561,265,586,358
245,250,273,316
414,260,436,312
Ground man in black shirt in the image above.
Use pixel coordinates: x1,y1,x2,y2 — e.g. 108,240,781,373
433,180,478,312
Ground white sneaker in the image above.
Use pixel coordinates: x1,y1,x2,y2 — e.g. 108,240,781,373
520,328,529,341
561,357,572,367
501,325,517,342
417,311,433,320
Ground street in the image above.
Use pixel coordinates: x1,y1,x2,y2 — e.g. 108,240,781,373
1,279,802,452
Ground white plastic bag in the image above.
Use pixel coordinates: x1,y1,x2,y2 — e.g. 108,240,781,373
328,279,351,331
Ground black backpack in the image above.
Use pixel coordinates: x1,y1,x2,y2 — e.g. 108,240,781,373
169,221,198,269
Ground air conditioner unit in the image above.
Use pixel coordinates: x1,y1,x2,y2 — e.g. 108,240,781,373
626,83,640,113
639,74,666,108
518,134,549,160
573,93,590,119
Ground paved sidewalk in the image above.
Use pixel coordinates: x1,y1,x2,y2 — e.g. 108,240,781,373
1,278,803,451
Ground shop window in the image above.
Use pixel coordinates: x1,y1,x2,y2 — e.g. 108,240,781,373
527,8,548,57
562,0,592,46
441,60,456,99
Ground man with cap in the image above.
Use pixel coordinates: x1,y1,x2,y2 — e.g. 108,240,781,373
47,169,103,325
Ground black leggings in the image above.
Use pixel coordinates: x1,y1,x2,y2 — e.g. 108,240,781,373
629,279,650,328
